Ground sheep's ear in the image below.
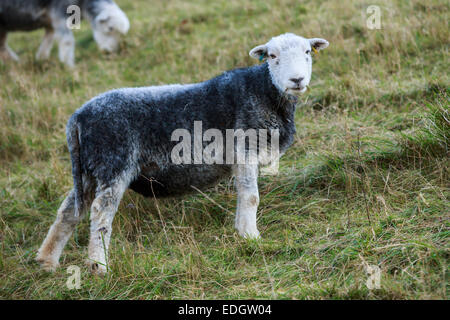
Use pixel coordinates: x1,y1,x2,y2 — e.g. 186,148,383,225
309,38,329,51
249,44,268,61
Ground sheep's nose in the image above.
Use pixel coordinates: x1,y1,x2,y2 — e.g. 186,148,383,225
290,77,304,85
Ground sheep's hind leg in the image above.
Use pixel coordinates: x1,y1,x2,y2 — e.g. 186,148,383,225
36,189,82,271
0,31,19,61
87,178,128,275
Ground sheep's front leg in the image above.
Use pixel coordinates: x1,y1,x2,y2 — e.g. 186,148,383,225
234,164,260,239
36,28,55,60
52,18,75,67
88,180,127,275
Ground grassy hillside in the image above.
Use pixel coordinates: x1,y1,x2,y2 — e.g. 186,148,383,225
0,0,448,299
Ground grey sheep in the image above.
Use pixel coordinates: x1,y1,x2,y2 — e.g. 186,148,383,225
36,33,329,274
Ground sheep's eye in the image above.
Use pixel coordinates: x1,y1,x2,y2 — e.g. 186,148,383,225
269,54,277,59
306,50,311,55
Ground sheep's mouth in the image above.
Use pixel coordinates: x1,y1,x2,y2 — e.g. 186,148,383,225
287,86,307,94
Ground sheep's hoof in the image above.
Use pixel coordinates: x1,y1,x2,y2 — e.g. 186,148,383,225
0,49,19,61
86,260,107,276
237,229,261,239
243,232,261,240
35,256,59,272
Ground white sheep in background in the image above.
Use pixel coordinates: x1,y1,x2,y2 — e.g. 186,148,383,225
0,0,130,67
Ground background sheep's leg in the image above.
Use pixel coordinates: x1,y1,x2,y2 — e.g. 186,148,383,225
0,31,19,61
36,189,83,271
0,31,6,55
36,28,55,60
87,179,128,275
234,164,260,238
56,29,75,67
52,17,75,67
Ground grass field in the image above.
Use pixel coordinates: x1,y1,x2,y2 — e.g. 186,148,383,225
0,0,448,299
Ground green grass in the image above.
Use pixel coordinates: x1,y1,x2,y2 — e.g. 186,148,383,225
0,0,449,299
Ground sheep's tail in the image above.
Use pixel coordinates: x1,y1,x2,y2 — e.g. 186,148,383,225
67,116,83,217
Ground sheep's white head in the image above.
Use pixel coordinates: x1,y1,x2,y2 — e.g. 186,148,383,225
92,1,130,53
249,33,328,95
